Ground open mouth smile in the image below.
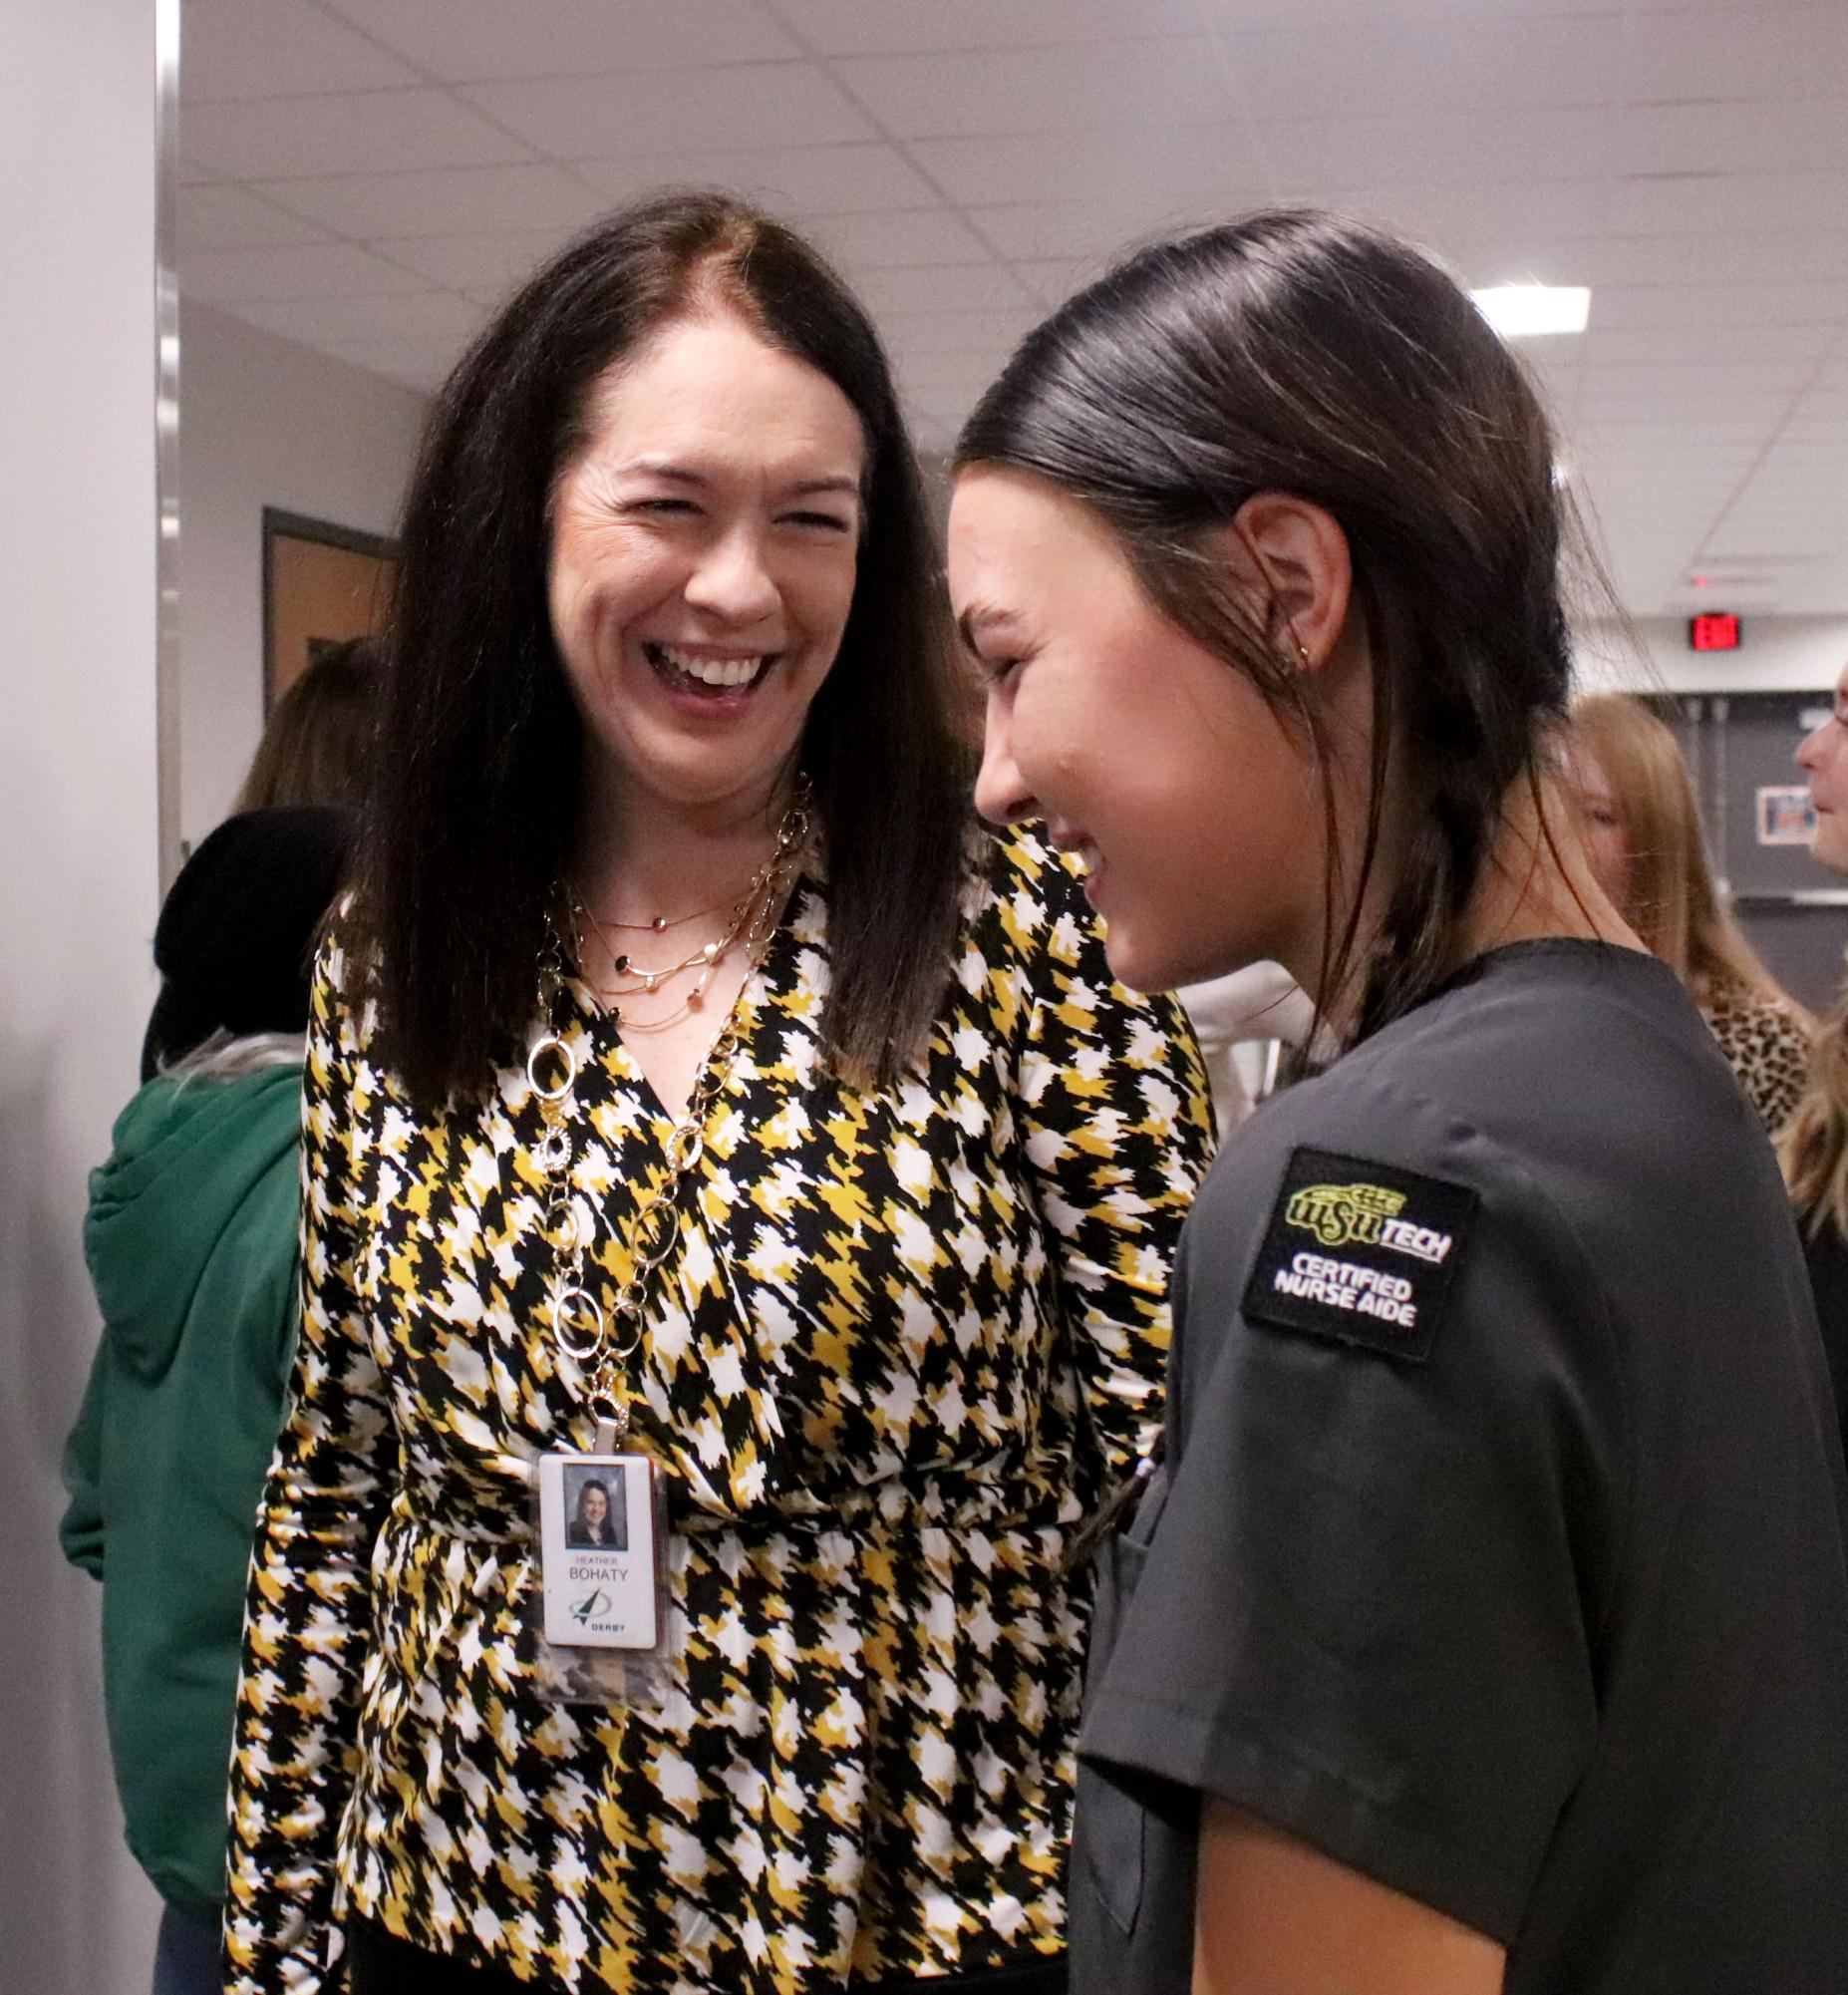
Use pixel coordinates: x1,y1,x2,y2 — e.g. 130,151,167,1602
643,640,778,697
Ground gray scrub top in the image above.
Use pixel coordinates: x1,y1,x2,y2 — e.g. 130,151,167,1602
1072,940,1848,1995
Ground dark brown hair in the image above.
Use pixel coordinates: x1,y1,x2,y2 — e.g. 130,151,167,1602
956,209,1584,1040
361,193,971,1107
237,635,380,814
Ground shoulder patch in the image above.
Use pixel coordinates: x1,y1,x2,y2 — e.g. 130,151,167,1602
1242,1145,1477,1363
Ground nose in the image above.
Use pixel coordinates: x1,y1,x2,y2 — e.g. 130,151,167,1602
974,693,1035,827
684,524,780,627
1796,721,1828,774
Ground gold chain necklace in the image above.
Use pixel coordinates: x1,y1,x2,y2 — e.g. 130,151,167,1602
528,783,811,1437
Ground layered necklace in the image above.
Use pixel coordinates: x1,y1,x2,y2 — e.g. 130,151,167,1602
530,780,813,1435
569,780,812,1033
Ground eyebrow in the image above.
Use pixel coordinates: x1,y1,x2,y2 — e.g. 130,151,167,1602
956,602,1024,655
619,459,862,502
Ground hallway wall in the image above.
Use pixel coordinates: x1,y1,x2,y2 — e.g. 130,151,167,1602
0,1,165,1988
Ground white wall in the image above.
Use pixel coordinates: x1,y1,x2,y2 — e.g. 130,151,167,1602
179,303,429,845
1576,614,1848,697
0,1,163,1988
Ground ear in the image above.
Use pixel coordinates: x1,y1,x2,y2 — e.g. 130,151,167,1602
1206,493,1354,673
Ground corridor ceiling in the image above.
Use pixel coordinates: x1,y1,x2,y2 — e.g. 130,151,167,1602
177,0,1848,617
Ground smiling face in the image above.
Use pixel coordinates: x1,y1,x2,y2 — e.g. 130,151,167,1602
580,1485,608,1530
547,311,866,824
1559,739,1632,915
1796,660,1848,877
949,467,1338,993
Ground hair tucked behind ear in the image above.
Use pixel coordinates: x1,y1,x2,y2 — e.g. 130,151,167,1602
957,209,1600,1039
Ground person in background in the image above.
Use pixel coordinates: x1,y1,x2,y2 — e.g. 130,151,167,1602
1778,663,1848,1465
235,633,381,815
223,194,1211,1995
61,806,350,1995
951,208,1848,1995
1562,691,1812,1133
1175,963,1317,1137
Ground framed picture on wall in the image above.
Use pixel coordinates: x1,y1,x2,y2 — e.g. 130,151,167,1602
1756,785,1817,846
262,507,397,710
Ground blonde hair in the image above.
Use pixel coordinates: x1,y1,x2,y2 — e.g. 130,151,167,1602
1780,1011,1848,1239
1567,694,1795,1008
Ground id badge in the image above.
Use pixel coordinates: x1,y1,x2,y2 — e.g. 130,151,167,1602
530,1449,672,1706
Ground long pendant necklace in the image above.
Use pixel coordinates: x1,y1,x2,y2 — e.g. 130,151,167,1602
529,783,812,1436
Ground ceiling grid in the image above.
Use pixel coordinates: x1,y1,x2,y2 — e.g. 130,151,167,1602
173,0,1848,616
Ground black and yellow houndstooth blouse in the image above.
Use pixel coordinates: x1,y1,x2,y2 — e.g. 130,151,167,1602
225,829,1214,1994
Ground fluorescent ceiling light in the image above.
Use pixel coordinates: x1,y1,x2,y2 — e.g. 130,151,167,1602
1469,283,1591,338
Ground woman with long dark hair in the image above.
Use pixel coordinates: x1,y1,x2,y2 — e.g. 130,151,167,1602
949,211,1848,1993
221,195,1211,1995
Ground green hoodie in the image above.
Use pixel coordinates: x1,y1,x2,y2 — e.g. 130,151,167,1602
61,1061,305,1923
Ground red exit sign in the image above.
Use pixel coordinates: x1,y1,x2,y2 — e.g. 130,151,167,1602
1690,612,1741,652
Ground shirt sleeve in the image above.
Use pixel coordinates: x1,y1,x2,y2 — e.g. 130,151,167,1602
1014,844,1217,1475
1080,1079,1628,1944
224,938,396,1995
58,1349,110,1580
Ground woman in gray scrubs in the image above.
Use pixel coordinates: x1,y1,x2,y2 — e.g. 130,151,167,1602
947,211,1848,1995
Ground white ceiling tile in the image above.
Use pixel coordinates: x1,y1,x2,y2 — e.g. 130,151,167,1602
1583,355,1817,395
807,208,998,269
224,290,485,346
571,143,937,216
181,0,420,101
1608,171,1848,238
1306,182,1608,256
833,41,1239,140
1259,108,1619,190
460,65,873,157
910,128,1267,210
1195,0,1625,22
1589,282,1848,330
183,89,533,180
1807,342,1848,382
369,230,580,300
1222,15,1621,122
179,241,432,303
318,0,798,80
879,308,1040,355
1575,418,1779,447
1583,230,1848,288
1011,257,1112,306
177,183,331,252
772,0,1202,57
853,264,1036,315
894,352,1006,393
255,164,604,240
966,198,1235,263
1587,322,1837,366
1617,99,1848,177
1622,6,1848,105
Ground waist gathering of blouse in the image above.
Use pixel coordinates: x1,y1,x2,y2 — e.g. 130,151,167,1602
222,829,1215,1995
